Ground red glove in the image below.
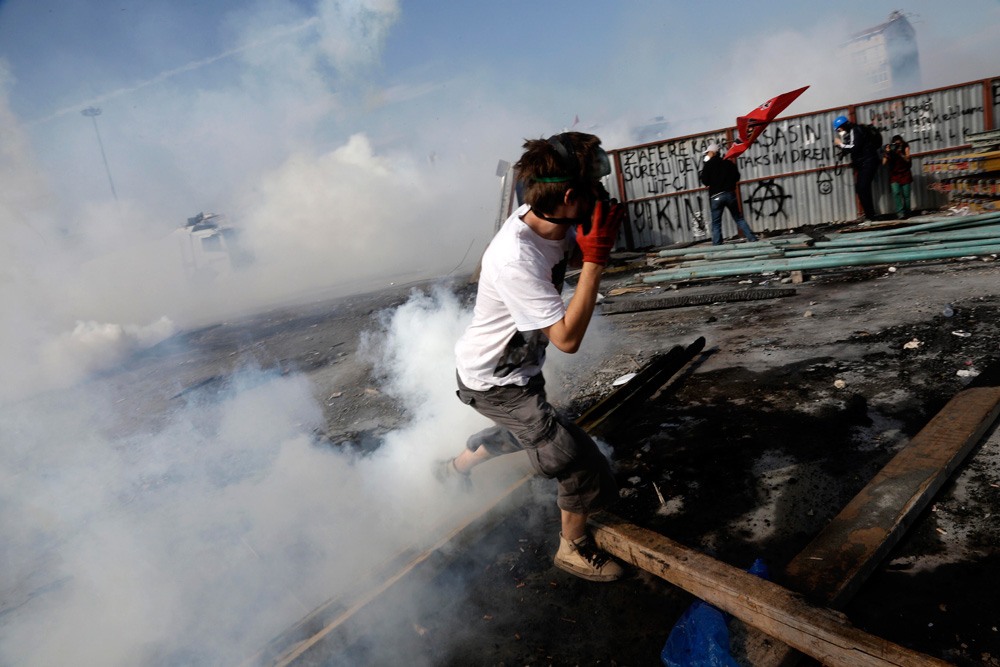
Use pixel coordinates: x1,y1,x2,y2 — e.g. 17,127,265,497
576,198,624,265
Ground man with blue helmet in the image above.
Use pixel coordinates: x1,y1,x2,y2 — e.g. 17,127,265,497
833,115,880,222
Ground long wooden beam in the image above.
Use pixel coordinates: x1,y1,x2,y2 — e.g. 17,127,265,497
743,369,1000,666
599,289,795,316
589,513,951,667
790,381,1000,604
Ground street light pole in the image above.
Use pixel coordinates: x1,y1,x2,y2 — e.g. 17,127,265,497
81,106,120,205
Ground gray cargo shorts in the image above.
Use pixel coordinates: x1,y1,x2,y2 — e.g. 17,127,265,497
456,373,618,515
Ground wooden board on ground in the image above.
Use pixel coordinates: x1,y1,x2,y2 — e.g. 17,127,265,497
589,513,951,667
599,289,795,316
575,337,705,436
743,363,1000,666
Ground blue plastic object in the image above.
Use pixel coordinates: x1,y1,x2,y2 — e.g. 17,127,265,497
660,559,770,667
660,600,739,667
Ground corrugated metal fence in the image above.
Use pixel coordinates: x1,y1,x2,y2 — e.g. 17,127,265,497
495,77,1000,248
607,77,999,249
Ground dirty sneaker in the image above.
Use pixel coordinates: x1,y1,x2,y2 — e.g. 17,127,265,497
433,457,472,492
553,533,624,582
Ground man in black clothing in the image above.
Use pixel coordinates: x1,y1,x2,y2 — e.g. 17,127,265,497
700,143,758,245
833,116,880,221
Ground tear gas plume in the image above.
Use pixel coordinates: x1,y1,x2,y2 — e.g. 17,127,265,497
0,287,537,666
3,1,997,661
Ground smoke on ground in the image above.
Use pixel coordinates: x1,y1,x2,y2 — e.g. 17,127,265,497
0,286,551,665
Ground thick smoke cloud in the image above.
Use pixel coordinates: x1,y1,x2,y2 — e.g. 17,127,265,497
2,1,999,662
0,0,514,400
0,288,533,666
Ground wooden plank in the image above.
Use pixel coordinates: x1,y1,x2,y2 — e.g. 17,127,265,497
599,289,795,316
589,513,952,667
787,383,1000,605
744,374,1000,666
576,337,705,437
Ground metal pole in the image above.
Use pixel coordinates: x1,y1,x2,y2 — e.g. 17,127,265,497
81,107,120,205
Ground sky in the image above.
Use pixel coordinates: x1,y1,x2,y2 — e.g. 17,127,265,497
2,2,999,352
1,2,1000,664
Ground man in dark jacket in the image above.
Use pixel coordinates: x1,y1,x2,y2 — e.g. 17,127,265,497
833,116,880,221
700,143,758,245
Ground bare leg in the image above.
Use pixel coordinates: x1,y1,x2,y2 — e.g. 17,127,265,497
561,509,588,541
453,444,494,473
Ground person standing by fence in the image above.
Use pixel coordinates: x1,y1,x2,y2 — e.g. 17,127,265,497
883,134,913,219
700,143,758,245
833,116,881,222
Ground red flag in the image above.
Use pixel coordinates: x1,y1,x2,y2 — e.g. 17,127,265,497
572,114,579,127
724,86,809,160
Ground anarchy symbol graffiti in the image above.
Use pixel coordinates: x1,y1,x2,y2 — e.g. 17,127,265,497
744,180,792,219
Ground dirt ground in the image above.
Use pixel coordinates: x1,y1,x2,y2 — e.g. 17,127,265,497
84,222,1000,666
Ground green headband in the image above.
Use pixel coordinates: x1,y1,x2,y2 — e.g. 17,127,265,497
533,175,574,183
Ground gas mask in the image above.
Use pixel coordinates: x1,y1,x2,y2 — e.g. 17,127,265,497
838,129,846,137
531,134,613,226
533,181,609,228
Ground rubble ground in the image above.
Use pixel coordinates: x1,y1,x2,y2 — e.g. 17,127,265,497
85,237,1000,666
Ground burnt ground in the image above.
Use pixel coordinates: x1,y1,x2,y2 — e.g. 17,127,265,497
322,257,1000,667
34,229,1000,666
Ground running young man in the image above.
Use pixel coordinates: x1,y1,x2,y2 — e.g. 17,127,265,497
440,132,625,582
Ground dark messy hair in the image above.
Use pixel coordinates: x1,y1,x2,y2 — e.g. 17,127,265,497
514,132,605,215
890,134,909,147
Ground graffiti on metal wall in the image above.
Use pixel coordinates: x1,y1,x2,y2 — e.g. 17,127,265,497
733,121,834,171
817,169,833,195
619,135,724,197
629,195,707,237
611,79,996,242
744,180,792,219
864,95,984,149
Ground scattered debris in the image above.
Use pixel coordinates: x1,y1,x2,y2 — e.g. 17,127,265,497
834,379,847,389
612,372,637,386
903,339,922,349
652,482,667,506
607,285,656,296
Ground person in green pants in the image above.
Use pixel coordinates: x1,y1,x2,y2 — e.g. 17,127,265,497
883,135,913,219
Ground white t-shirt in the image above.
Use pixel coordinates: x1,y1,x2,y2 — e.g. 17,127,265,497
455,204,574,391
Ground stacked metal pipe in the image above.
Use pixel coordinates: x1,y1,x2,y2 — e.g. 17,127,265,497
641,212,1000,283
